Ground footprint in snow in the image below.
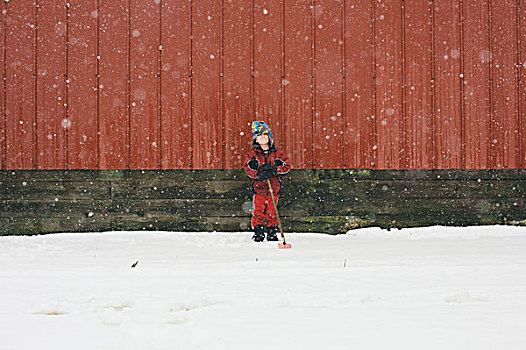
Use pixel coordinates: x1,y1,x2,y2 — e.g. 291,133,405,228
32,309,68,316
443,291,489,304
165,299,222,325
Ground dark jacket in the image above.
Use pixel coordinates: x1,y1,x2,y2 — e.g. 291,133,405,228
243,144,291,195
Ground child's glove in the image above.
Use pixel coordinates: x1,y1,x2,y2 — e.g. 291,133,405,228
248,158,260,171
274,159,285,167
257,164,277,181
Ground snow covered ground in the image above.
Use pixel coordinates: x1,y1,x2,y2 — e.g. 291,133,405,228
1,226,526,350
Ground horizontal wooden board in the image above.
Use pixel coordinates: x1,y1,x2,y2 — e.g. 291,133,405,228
1,169,525,182
0,181,111,200
110,215,252,233
0,169,524,235
0,215,111,235
0,200,113,217
295,179,526,200
111,180,250,200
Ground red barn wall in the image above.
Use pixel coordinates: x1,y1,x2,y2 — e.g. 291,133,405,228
1,0,524,170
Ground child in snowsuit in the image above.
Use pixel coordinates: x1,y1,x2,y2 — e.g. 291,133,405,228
243,121,291,242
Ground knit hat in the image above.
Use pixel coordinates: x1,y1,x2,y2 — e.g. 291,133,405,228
251,121,274,146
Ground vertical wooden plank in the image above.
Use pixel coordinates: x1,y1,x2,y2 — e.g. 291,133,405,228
67,0,98,169
1,1,4,169
462,0,490,169
98,1,128,169
4,1,36,169
490,1,519,168
434,0,462,168
129,0,160,169
223,0,252,169
344,0,374,169
313,0,343,169
161,0,191,169
404,1,433,169
36,0,67,169
374,0,403,169
192,0,222,169
254,0,282,145
520,0,525,168
283,0,313,169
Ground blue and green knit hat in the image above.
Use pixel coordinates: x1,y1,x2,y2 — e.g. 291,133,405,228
251,121,274,146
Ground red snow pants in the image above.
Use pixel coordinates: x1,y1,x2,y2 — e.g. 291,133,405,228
251,193,280,228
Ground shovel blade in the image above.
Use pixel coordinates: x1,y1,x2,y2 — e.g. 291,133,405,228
278,242,292,249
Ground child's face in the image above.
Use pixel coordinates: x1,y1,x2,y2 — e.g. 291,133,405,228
256,133,269,145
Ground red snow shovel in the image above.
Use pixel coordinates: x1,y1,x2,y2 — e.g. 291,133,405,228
266,179,292,249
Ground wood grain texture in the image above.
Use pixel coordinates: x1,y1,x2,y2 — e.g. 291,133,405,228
0,169,524,235
0,1,523,171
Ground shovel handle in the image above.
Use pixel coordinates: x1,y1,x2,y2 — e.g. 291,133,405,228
266,179,287,244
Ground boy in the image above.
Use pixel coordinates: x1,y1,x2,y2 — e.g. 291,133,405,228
243,121,291,242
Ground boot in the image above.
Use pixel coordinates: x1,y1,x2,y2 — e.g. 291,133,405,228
266,225,279,241
252,224,265,242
